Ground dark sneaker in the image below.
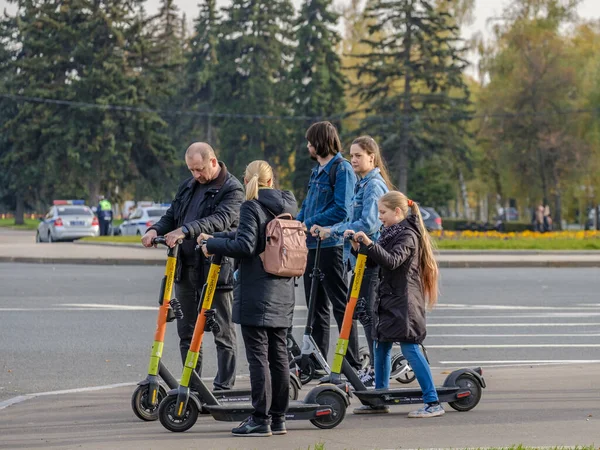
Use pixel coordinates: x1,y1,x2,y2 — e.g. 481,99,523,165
271,420,287,435
359,368,375,388
231,416,272,437
408,403,445,418
353,405,390,414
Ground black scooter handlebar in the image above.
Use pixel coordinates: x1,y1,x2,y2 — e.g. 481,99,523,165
152,236,167,246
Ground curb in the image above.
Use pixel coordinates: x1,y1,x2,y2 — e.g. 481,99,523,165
3,256,600,268
437,260,600,268
0,256,163,266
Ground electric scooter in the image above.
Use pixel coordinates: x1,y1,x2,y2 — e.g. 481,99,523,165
158,251,349,432
322,236,486,412
289,234,411,385
132,237,300,422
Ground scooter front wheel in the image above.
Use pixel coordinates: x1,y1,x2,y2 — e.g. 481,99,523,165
391,356,415,384
158,394,199,432
310,391,346,429
448,373,482,412
358,345,370,370
131,384,167,421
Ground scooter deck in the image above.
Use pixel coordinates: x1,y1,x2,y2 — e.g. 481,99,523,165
205,401,331,422
353,386,467,406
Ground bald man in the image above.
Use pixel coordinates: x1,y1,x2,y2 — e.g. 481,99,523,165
142,142,244,390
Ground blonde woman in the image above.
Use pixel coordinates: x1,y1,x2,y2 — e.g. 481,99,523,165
346,191,441,418
198,160,298,437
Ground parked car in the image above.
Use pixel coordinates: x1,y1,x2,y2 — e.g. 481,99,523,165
118,204,170,236
36,200,99,243
420,206,442,231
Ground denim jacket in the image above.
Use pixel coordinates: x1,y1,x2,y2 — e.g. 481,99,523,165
330,168,388,266
297,153,356,249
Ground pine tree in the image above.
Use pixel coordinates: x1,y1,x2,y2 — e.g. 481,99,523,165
214,0,295,181
0,0,82,222
354,0,471,194
64,0,177,204
181,0,221,146
290,0,347,200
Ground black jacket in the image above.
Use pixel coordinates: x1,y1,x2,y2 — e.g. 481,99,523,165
148,163,244,288
206,189,298,328
367,215,427,344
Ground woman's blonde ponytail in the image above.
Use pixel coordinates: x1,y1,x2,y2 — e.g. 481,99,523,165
244,160,273,201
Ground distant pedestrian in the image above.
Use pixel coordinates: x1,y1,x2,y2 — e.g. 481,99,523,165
97,195,113,236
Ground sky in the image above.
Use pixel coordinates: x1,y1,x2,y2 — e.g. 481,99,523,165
1,0,599,71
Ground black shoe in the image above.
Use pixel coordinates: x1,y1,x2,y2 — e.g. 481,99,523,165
271,420,287,435
232,416,272,437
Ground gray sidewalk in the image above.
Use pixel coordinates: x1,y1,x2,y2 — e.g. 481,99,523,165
2,228,600,267
1,365,598,449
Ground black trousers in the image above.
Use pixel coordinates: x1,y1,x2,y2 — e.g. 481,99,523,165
303,246,361,369
356,266,379,368
241,325,289,424
175,265,237,389
99,218,111,236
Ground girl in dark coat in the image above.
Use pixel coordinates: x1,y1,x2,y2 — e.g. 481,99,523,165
348,191,443,418
198,160,298,436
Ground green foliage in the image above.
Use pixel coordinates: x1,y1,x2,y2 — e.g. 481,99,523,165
436,238,600,250
353,0,473,194
213,0,296,180
290,0,347,200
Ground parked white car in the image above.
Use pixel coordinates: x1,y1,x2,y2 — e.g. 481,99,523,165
118,205,170,236
36,200,99,243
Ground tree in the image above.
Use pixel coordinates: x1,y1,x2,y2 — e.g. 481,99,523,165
0,0,83,223
290,0,347,200
477,0,586,227
214,0,295,181
181,0,221,147
353,0,472,195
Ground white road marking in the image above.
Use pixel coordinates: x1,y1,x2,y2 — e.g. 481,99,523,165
429,313,600,318
428,333,600,337
437,303,600,310
428,344,600,348
0,375,251,411
58,303,156,310
438,359,600,364
428,322,600,327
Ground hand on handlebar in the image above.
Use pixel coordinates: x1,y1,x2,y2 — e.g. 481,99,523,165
196,233,213,246
141,229,158,248
164,228,185,248
352,231,372,247
310,225,331,239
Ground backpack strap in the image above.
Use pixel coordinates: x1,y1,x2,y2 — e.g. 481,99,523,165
328,158,343,188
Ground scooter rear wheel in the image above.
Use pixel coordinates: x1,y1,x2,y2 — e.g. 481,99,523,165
131,384,167,421
298,358,316,385
289,379,299,400
310,391,347,429
448,373,482,412
158,394,199,432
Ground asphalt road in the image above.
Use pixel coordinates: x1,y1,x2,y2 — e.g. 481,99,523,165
2,263,600,403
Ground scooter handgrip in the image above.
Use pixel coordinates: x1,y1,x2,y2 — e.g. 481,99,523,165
170,298,184,320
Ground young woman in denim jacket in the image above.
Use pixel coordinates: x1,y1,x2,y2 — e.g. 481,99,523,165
311,136,393,385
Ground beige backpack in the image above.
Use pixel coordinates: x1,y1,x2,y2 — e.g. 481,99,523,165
256,203,308,277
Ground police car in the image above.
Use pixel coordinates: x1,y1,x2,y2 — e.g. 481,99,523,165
118,204,170,236
36,200,99,243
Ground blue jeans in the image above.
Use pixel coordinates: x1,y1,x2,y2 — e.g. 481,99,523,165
400,342,438,404
373,341,439,403
373,341,393,389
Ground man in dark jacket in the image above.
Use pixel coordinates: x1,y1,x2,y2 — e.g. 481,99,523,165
141,142,244,390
